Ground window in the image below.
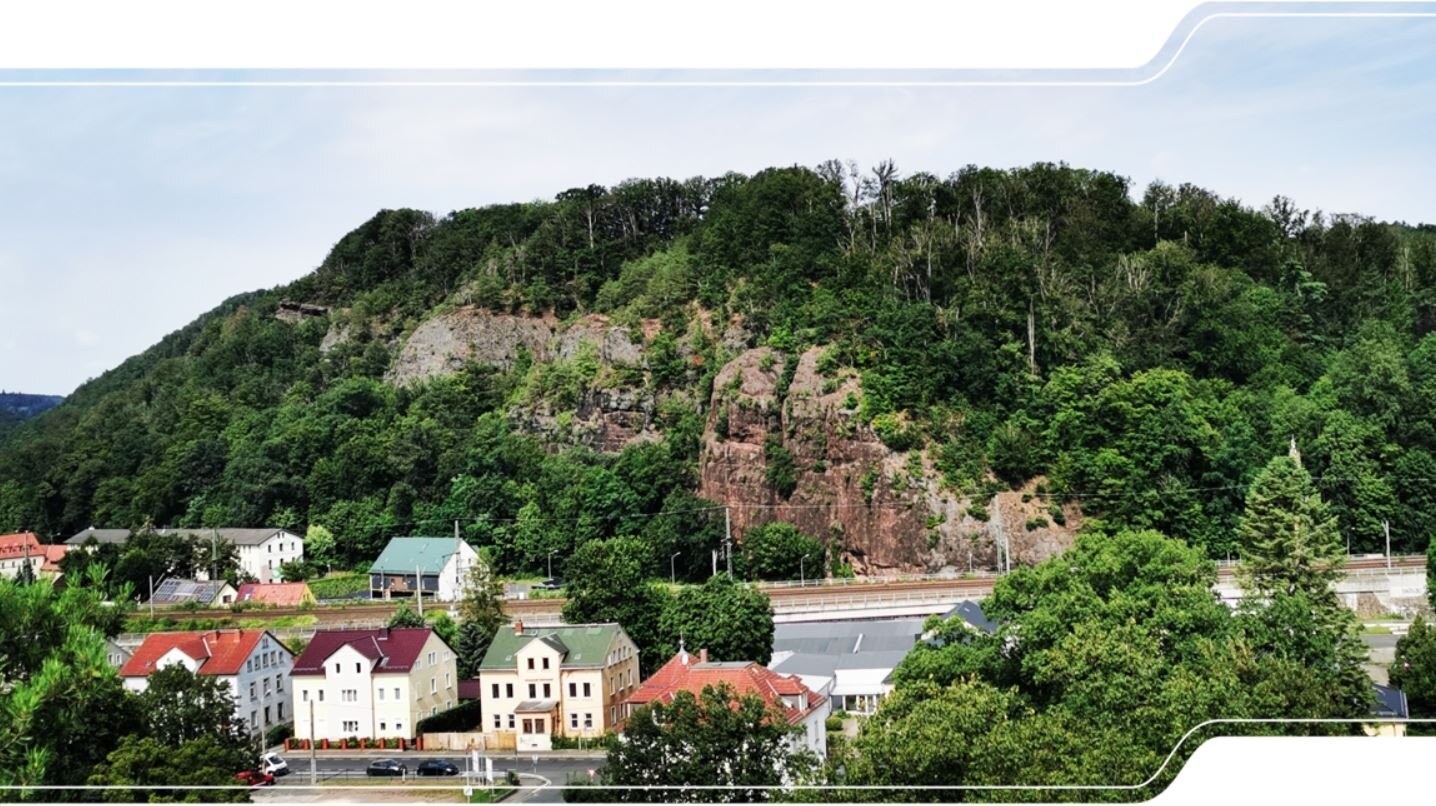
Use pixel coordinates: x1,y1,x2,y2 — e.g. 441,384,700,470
278,702,284,719
569,682,576,698
342,720,359,732
582,682,591,697
527,658,534,670
494,714,502,729
570,713,578,729
263,678,271,696
302,689,309,702
395,722,402,732
584,713,592,729
505,683,514,698
342,689,358,702
507,715,514,729
378,688,385,701
528,684,536,698
542,657,549,670
446,673,452,688
251,711,258,729
522,719,533,734
394,687,400,699
318,690,325,702
492,683,500,699
249,682,257,700
543,683,551,698
355,663,361,673
379,722,386,731
264,705,271,725
430,677,437,694
333,663,340,673
428,651,436,666
275,675,283,692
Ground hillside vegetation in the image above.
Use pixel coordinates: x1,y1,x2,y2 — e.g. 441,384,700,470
2,161,1435,576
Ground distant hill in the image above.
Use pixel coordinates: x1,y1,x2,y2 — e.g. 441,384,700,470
1,162,1434,573
0,392,63,435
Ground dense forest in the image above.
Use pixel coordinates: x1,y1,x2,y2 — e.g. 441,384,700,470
0,392,63,438
3,160,1435,575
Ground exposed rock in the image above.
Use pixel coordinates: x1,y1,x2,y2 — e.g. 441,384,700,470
274,300,329,323
556,314,647,365
513,387,666,453
697,345,1080,575
319,322,352,354
387,307,557,385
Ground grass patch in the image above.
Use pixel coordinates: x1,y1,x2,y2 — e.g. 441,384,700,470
469,786,514,803
309,573,369,600
1363,625,1393,635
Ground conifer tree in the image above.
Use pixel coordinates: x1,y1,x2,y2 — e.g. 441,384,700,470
1238,449,1345,598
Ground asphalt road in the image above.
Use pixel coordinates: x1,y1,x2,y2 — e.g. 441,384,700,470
271,753,603,802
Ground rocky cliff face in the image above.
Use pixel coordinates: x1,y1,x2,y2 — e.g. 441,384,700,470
385,307,1078,574
696,346,1080,574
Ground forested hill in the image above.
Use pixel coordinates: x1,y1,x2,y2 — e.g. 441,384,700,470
2,161,1435,576
0,392,63,437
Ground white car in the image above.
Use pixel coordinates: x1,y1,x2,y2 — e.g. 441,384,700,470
261,752,290,777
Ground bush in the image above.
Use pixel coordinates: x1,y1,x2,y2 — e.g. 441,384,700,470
309,573,368,600
266,723,294,748
871,412,918,452
1025,516,1049,531
416,700,484,734
764,437,798,499
966,503,989,522
825,715,843,732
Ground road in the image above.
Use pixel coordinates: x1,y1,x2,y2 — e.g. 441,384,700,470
268,752,602,803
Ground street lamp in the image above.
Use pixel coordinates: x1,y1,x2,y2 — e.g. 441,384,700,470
670,552,681,585
799,556,806,586
546,550,558,580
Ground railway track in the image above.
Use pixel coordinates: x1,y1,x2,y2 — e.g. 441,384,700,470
144,555,1427,628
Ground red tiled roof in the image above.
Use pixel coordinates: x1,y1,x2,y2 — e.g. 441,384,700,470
0,532,41,560
623,650,826,726
39,544,69,572
291,628,437,675
120,629,280,678
236,582,312,605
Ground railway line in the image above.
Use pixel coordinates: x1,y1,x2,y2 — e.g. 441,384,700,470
140,554,1427,629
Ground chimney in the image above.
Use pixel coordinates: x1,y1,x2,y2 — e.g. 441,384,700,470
514,621,524,635
699,648,708,663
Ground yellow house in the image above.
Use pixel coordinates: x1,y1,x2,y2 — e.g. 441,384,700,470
478,621,639,751
291,627,459,740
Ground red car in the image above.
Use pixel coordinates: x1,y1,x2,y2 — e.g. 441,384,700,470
236,769,276,788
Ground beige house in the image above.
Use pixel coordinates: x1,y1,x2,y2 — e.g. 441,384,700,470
290,627,458,740
478,621,639,751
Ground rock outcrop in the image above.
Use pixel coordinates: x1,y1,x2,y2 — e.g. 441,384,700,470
696,346,1079,575
386,307,558,385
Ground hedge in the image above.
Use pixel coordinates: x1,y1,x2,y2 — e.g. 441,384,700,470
309,573,369,600
416,700,484,734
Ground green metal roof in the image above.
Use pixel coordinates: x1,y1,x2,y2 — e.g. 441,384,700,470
480,623,627,670
369,537,468,575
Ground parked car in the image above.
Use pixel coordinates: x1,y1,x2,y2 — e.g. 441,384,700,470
260,752,290,777
366,759,408,777
235,770,275,788
534,577,564,591
416,759,460,776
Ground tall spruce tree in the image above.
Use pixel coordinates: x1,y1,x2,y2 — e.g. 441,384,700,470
1237,449,1345,598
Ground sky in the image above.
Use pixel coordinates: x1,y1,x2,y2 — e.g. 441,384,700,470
2,15,1435,395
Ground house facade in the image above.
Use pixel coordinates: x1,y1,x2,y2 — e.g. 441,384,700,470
369,536,479,602
64,527,304,583
291,627,458,740
0,532,44,580
624,647,829,760
149,578,237,606
120,629,294,735
478,621,640,751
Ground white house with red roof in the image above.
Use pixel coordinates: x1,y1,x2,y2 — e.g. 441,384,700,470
0,532,44,579
120,628,294,736
290,627,458,741
623,647,829,759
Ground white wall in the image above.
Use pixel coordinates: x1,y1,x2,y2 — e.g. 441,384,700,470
237,530,305,583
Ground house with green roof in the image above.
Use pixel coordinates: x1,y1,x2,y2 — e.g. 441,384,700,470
368,536,479,602
478,621,639,751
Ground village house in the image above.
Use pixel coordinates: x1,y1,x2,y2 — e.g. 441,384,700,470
624,647,830,760
290,627,458,741
368,536,478,602
478,621,640,751
148,578,237,606
64,527,304,583
236,581,316,607
0,532,44,580
120,628,294,735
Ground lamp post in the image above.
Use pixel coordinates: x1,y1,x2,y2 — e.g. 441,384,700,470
799,556,806,586
546,550,558,581
670,552,680,585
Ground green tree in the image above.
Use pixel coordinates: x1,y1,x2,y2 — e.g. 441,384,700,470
388,603,425,628
138,665,249,751
659,576,774,665
85,734,251,803
563,537,671,673
1237,452,1344,598
595,684,815,802
1390,617,1436,719
302,525,338,571
455,555,507,677
739,522,825,582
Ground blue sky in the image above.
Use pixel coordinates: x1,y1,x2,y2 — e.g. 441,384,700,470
2,15,1435,394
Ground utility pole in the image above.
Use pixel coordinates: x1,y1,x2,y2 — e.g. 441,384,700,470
799,556,806,586
1384,520,1392,570
416,564,424,617
670,552,680,585
309,698,317,785
724,507,733,578
211,528,218,582
148,575,155,617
